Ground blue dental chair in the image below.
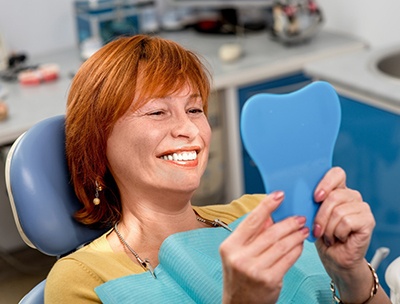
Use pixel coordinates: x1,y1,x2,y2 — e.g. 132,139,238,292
5,115,106,304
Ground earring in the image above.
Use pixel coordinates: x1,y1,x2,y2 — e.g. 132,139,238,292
93,181,102,205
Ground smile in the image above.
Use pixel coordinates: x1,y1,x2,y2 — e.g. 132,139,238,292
160,151,198,161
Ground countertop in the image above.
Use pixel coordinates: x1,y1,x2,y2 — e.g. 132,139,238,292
0,50,81,146
304,43,400,113
0,29,365,146
161,30,365,89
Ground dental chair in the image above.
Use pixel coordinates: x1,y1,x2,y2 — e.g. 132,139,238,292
5,115,107,304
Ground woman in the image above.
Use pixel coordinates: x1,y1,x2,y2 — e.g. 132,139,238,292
45,35,390,303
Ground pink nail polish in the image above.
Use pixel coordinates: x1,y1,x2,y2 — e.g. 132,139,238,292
301,227,310,235
315,190,325,202
296,216,306,225
313,224,322,238
272,191,284,201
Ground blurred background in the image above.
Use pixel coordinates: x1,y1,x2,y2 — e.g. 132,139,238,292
1,0,400,58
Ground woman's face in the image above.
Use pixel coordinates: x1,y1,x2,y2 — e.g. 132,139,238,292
106,84,212,200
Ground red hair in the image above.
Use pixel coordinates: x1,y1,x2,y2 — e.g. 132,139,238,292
65,35,211,227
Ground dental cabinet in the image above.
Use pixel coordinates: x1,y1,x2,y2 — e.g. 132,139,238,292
0,29,364,249
333,95,400,295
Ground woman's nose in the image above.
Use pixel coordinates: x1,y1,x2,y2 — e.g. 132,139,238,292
171,114,199,139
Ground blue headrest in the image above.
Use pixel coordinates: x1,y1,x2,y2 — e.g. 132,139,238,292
5,115,106,257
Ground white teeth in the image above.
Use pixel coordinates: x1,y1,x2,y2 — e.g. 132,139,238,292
162,151,197,161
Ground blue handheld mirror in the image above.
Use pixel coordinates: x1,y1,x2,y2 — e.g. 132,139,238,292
240,81,341,241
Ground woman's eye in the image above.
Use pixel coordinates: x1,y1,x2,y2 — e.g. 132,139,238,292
148,111,164,116
188,108,204,114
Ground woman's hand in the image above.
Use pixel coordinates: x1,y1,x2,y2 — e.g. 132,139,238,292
219,191,310,304
313,167,374,268
312,167,390,303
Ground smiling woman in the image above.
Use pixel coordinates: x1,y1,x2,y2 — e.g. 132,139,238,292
65,35,211,227
44,34,391,304
106,84,211,209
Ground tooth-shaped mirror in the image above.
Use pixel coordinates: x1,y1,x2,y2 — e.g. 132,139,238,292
240,81,341,241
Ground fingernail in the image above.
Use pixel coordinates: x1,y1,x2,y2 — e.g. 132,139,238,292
315,190,325,202
323,235,332,247
301,227,310,235
272,191,284,201
313,223,322,238
295,216,306,226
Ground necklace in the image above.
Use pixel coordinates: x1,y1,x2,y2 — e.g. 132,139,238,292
114,223,157,278
114,212,232,279
193,210,232,232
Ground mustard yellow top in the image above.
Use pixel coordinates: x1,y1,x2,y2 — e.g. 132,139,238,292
44,194,264,304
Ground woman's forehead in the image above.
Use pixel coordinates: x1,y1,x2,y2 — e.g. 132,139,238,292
136,82,200,100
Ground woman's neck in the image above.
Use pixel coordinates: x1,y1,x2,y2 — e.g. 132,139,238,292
108,196,203,266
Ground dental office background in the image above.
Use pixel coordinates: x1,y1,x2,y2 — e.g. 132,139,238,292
1,0,400,58
0,0,399,251
2,2,400,301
